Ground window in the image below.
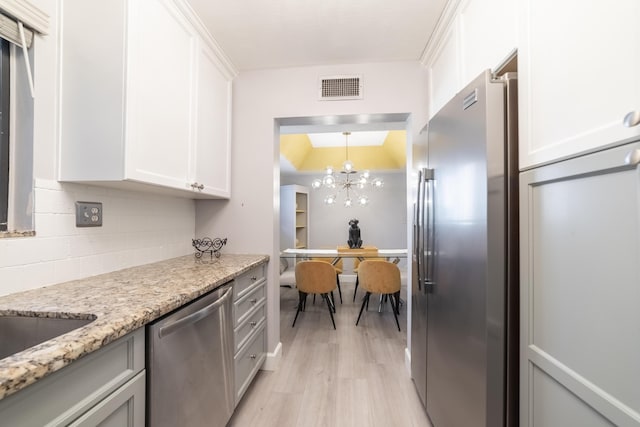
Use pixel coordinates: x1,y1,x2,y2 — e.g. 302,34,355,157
0,38,8,232
0,1,49,234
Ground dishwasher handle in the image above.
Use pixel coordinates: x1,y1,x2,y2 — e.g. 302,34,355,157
158,286,233,338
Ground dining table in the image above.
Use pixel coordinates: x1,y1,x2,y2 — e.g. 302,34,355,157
280,246,407,265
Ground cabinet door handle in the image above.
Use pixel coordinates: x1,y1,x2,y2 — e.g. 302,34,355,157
197,184,204,190
623,111,640,128
249,298,258,304
249,354,257,360
190,182,205,191
250,276,257,281
250,321,257,327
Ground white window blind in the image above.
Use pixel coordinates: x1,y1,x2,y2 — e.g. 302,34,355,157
0,0,48,98
0,0,48,47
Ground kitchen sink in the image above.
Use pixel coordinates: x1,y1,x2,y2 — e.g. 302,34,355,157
0,314,95,360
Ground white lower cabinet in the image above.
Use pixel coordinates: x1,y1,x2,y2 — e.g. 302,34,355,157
233,264,267,405
520,142,640,426
234,324,266,403
0,329,145,426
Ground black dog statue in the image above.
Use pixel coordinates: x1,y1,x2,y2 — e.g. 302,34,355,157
348,219,363,249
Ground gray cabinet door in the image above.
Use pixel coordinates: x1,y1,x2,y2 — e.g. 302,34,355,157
520,142,640,426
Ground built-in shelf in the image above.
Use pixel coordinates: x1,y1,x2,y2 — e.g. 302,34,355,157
280,185,309,253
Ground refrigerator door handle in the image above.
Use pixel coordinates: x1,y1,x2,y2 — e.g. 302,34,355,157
413,201,420,292
414,169,424,291
424,168,435,293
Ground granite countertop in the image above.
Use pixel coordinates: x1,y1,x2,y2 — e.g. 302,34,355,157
0,253,269,400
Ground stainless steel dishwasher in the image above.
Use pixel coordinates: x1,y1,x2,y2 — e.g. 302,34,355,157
147,282,234,427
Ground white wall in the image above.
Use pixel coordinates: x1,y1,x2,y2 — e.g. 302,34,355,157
195,61,428,357
0,0,196,296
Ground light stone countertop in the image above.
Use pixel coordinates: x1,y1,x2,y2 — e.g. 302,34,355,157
0,253,269,400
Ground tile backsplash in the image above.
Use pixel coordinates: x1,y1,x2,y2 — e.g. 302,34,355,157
0,179,195,296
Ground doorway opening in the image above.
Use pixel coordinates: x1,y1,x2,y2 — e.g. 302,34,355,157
274,112,412,347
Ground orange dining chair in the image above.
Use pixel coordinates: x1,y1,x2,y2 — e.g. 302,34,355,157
352,257,387,302
311,257,343,303
293,260,338,329
355,260,402,331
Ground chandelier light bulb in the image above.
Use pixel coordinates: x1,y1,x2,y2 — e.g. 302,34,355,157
372,177,384,189
358,195,369,206
342,160,354,172
323,175,335,187
343,197,352,208
357,176,367,189
362,170,370,179
324,194,336,205
325,166,334,175
311,179,322,189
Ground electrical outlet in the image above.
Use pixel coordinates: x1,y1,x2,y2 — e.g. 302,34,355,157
75,201,103,227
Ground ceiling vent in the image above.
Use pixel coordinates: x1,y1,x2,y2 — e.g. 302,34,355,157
318,75,363,100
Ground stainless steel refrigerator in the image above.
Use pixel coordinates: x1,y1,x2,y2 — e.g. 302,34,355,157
411,69,519,427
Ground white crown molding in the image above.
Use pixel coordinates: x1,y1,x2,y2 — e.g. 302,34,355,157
0,0,49,34
419,0,462,67
174,0,238,79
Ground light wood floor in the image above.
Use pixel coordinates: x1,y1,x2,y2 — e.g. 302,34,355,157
228,278,432,427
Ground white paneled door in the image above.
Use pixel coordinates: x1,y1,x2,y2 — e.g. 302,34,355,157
520,142,640,426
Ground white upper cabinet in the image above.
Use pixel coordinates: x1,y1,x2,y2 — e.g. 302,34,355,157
59,0,235,198
424,0,517,118
458,0,517,84
519,0,640,169
126,0,194,191
192,42,232,198
426,18,461,117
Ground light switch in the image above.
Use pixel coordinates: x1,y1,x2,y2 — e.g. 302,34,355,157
75,201,103,227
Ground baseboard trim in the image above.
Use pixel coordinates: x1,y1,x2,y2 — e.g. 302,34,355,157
262,341,282,371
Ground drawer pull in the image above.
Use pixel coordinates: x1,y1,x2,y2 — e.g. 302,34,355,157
625,148,640,166
250,276,257,281
250,298,258,304
249,354,257,360
250,321,257,327
623,111,640,128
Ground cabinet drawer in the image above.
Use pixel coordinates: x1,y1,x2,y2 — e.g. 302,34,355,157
234,324,266,405
234,303,266,353
0,328,145,426
69,371,145,427
234,264,266,300
234,281,266,325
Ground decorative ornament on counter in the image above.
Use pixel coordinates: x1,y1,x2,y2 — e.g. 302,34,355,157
192,237,227,259
347,218,363,249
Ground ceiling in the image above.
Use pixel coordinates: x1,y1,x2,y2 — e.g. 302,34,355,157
280,131,406,175
184,3,442,176
187,0,449,71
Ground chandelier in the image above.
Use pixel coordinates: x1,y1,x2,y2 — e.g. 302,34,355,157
310,131,383,207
